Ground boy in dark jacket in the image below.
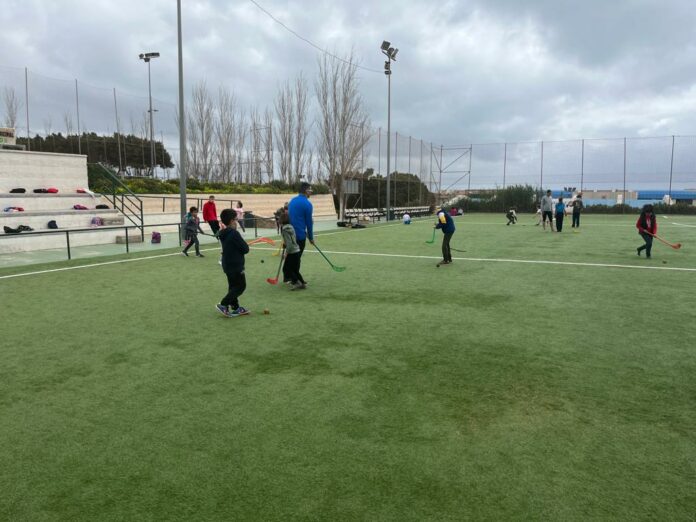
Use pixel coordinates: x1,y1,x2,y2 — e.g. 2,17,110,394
216,209,251,317
182,206,204,257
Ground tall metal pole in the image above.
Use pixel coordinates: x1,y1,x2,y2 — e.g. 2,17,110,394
177,0,187,222
622,137,627,211
467,144,473,192
24,67,30,151
668,135,675,202
580,139,584,192
539,141,544,190
439,145,443,203
394,131,398,208
502,143,507,188
408,135,411,205
419,139,423,205
75,79,82,155
113,88,123,173
147,60,155,175
385,65,392,220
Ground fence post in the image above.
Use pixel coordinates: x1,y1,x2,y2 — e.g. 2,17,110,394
503,143,507,189
468,144,473,192
580,139,585,192
125,227,130,253
540,141,544,190
254,217,258,238
24,67,30,150
622,137,627,213
66,231,71,260
162,197,165,212
178,223,182,246
75,79,82,155
668,135,675,203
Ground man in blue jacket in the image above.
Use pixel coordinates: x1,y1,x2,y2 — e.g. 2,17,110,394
288,182,315,282
435,206,456,266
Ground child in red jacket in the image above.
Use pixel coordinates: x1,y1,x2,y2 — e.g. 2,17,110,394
636,204,657,258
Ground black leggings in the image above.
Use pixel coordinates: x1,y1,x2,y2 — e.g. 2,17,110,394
207,220,220,235
442,232,453,262
638,232,653,257
555,213,564,232
183,234,200,255
221,271,246,309
572,213,580,228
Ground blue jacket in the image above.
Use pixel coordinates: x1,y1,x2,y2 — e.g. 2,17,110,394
288,194,314,241
555,202,566,214
435,210,455,234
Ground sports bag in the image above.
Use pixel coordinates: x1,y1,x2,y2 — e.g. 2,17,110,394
10,188,26,193
151,231,162,244
48,220,58,229
90,217,104,227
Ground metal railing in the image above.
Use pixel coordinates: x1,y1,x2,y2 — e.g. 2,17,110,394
90,162,144,238
0,218,272,261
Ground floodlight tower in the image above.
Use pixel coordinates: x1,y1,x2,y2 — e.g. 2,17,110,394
139,51,160,176
381,41,398,220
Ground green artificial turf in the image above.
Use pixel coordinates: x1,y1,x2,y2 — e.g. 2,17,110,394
1,213,695,520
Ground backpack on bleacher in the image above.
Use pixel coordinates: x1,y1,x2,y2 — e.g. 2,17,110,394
10,188,26,193
48,220,58,229
151,231,161,244
90,217,104,227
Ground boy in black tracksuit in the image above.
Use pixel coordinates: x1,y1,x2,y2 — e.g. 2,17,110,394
216,209,250,317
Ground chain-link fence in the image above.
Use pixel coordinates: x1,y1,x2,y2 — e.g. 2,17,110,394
3,65,695,210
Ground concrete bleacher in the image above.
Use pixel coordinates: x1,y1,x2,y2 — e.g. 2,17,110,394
0,150,126,253
345,205,432,223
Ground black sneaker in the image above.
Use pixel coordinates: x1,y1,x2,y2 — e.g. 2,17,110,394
196,253,205,258
637,248,641,256
182,251,189,257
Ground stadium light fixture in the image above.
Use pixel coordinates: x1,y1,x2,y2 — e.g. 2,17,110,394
139,52,160,176
380,40,399,220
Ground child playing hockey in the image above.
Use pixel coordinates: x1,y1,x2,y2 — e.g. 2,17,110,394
506,208,517,225
280,212,306,290
636,204,657,259
182,206,205,257
216,209,251,317
435,206,456,266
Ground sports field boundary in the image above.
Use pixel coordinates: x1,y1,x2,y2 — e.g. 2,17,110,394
2,243,695,280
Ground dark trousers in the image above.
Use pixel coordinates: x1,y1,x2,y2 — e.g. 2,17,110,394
286,238,307,282
572,213,580,228
283,252,305,284
638,232,653,257
207,220,220,235
555,213,564,232
183,233,200,254
442,232,453,262
221,271,246,310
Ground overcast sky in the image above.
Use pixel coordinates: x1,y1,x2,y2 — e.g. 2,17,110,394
2,0,696,189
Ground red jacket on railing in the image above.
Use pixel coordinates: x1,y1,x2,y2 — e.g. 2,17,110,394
202,200,217,222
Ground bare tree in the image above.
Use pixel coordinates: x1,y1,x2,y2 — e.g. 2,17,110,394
262,107,274,182
63,111,74,153
274,80,294,183
315,52,371,219
215,86,237,182
2,87,22,129
189,81,214,181
293,73,309,181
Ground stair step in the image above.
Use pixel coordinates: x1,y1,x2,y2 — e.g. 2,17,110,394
101,217,125,226
115,234,144,244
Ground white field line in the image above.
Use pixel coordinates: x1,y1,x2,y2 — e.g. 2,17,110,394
672,222,696,228
2,226,695,280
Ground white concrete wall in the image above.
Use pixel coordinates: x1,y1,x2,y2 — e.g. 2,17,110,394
0,150,87,193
